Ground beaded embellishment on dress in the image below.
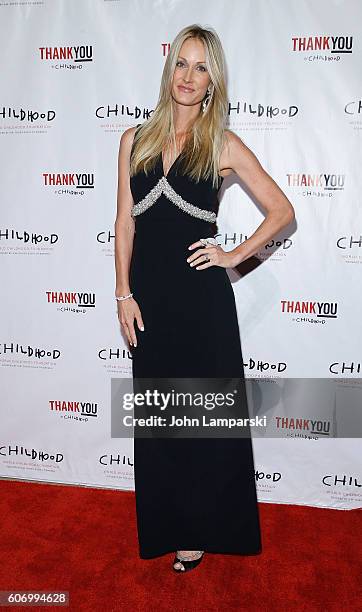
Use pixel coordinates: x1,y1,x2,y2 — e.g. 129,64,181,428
131,176,217,223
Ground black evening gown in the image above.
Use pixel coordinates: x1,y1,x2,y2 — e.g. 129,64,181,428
129,125,262,559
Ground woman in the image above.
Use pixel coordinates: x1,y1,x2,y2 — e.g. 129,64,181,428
114,24,295,573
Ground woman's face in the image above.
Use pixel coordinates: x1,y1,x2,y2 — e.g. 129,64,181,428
171,37,212,110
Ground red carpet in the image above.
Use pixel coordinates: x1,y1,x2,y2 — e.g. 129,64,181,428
0,479,361,611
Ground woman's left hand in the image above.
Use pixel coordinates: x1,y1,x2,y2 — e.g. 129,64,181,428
186,240,236,270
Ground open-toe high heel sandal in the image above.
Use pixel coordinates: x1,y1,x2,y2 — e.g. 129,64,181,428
173,550,204,573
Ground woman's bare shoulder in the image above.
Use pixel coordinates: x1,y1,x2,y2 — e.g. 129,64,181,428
219,129,255,177
120,125,138,148
219,129,243,177
223,128,246,148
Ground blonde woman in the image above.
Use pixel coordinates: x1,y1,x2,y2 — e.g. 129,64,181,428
115,24,294,573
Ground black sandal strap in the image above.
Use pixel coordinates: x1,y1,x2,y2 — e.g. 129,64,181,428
173,553,204,572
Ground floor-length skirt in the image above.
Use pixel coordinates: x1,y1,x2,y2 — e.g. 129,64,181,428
130,216,262,559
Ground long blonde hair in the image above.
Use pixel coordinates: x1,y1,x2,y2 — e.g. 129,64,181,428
130,24,229,189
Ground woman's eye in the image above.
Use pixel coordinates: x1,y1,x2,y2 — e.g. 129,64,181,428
176,61,206,71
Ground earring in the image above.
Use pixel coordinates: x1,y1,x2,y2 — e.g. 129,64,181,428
202,85,213,113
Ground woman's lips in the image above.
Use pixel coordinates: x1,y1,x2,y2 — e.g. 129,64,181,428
178,85,194,93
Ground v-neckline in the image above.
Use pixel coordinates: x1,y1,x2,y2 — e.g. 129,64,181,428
160,150,183,179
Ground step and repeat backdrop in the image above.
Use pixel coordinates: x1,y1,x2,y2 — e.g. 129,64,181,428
1,0,361,510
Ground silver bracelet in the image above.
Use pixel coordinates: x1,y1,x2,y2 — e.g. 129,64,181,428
115,292,133,301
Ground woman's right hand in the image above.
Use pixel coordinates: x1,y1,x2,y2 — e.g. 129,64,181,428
117,297,144,348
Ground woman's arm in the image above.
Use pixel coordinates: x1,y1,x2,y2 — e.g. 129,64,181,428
114,126,137,295
114,126,144,348
187,131,295,270
224,130,295,267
